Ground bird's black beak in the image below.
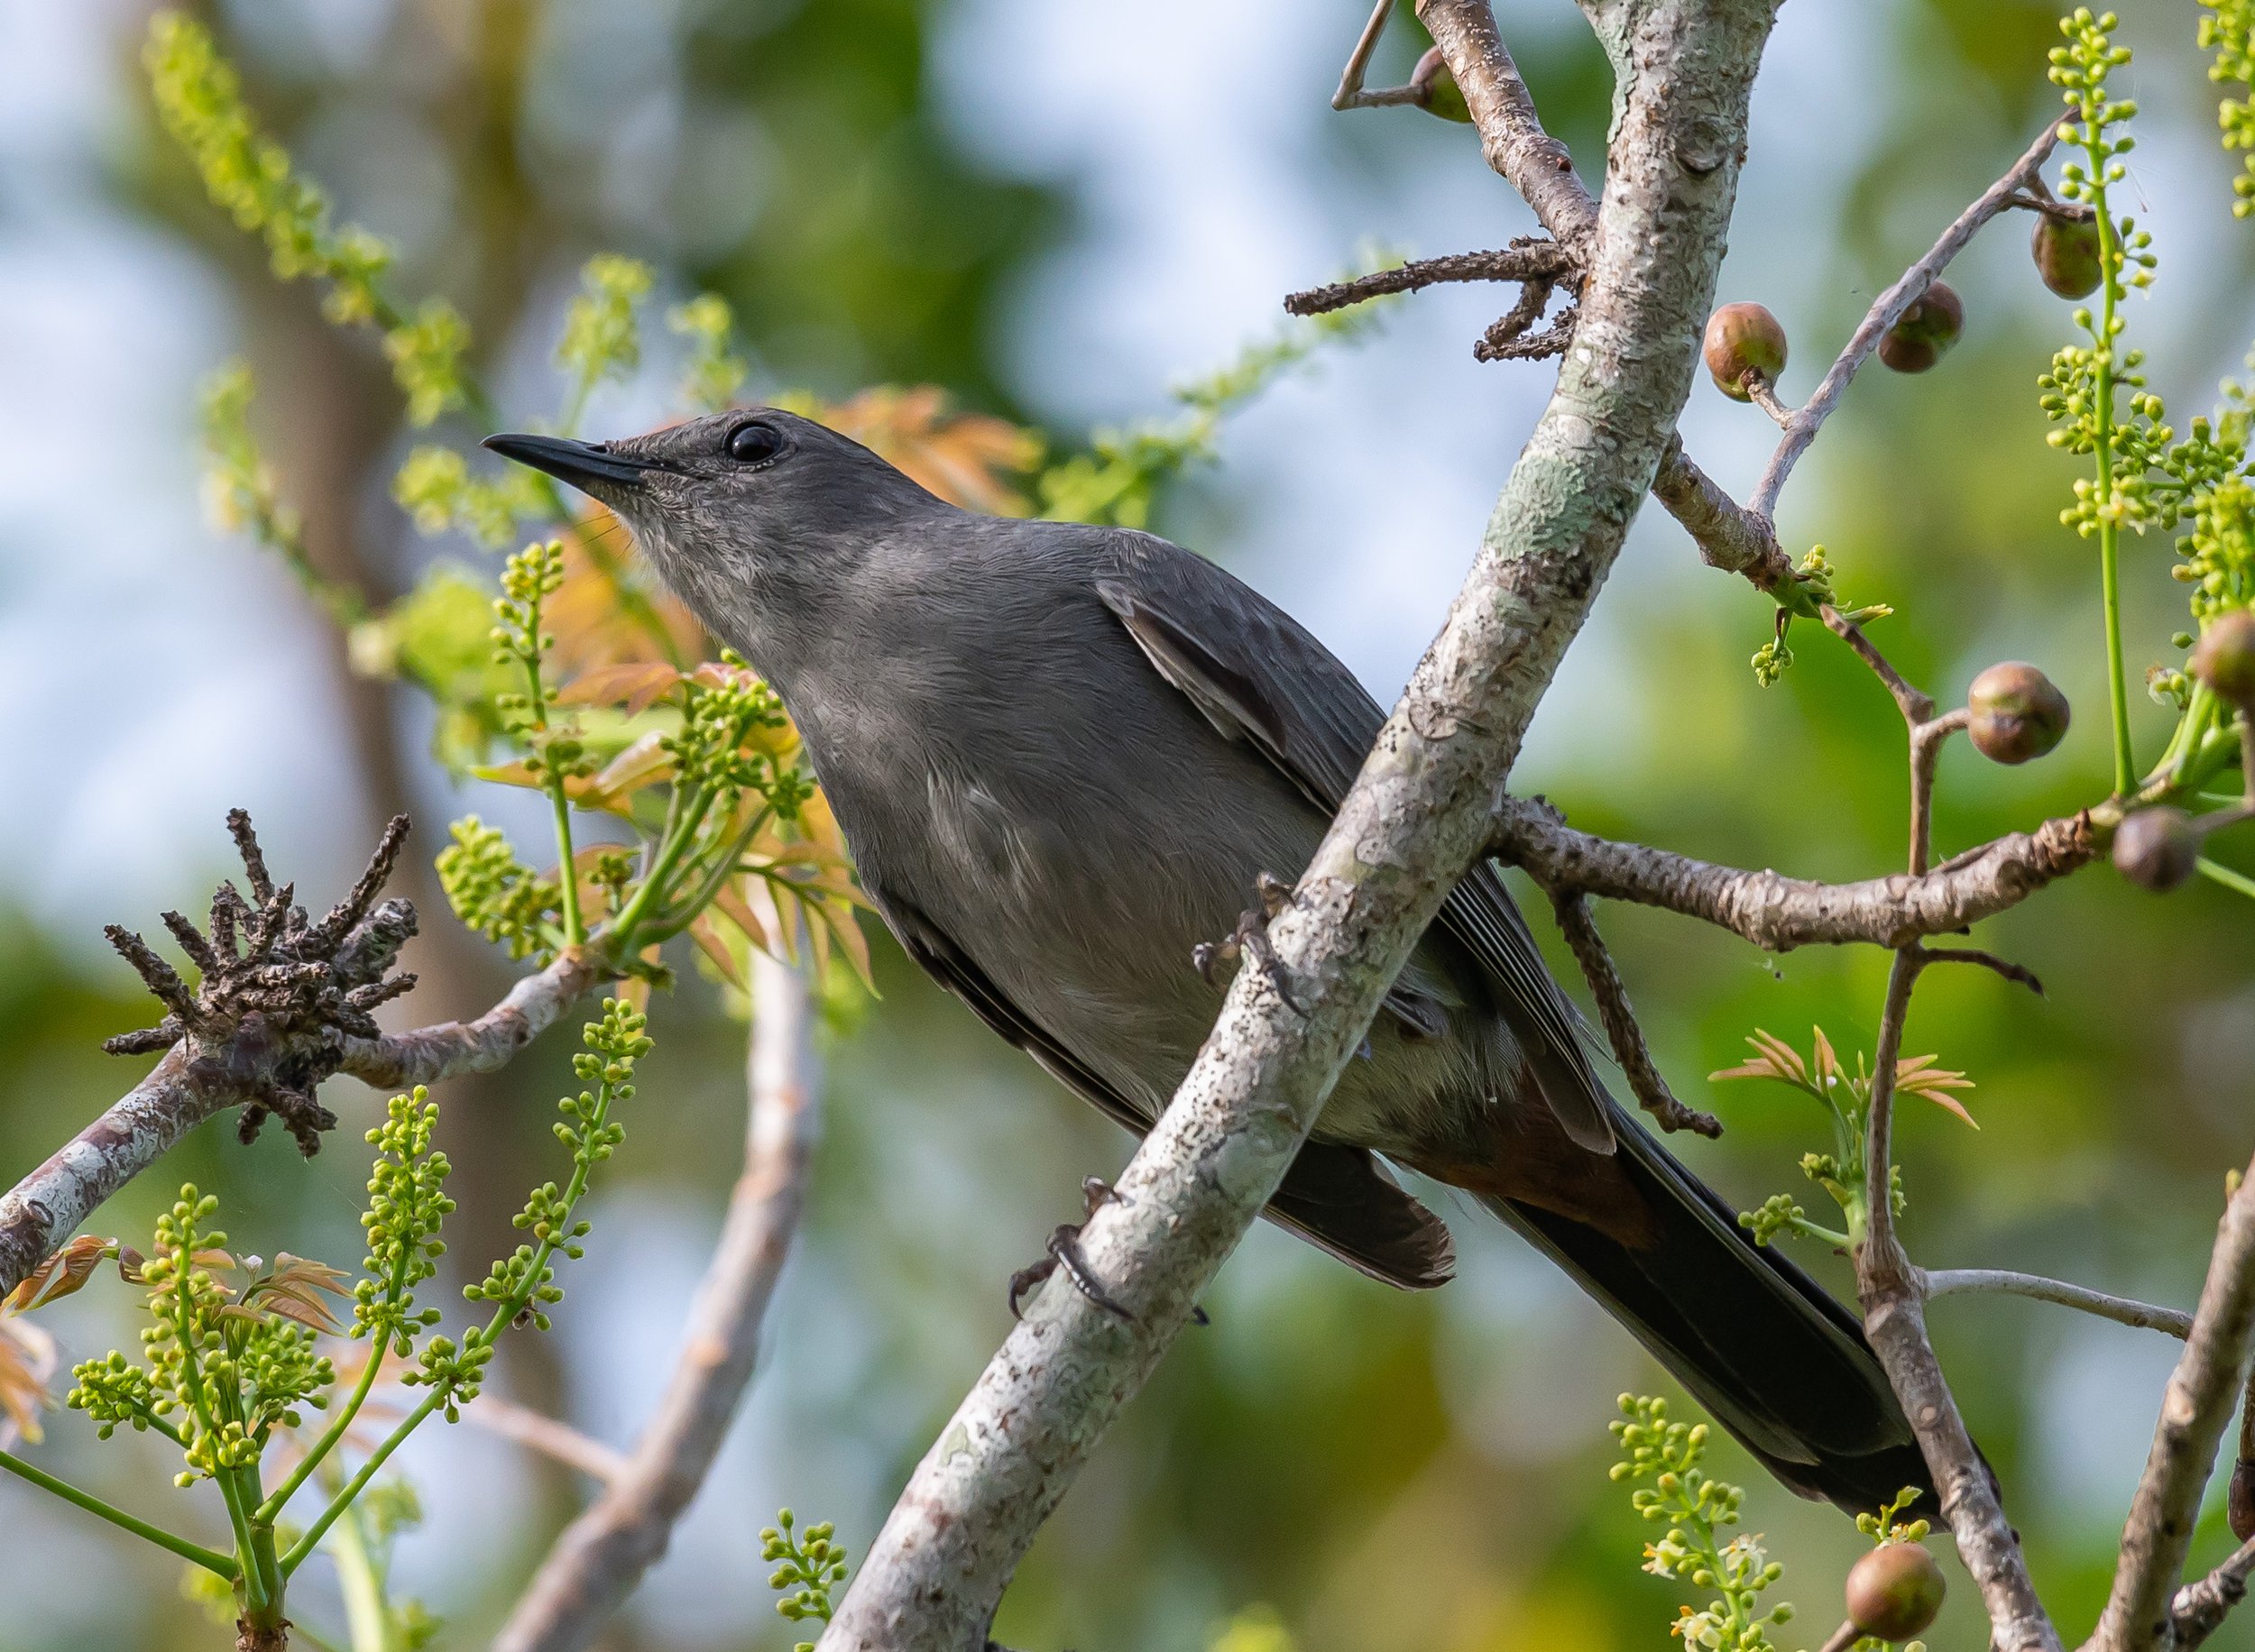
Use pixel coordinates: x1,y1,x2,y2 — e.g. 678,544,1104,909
483,432,667,491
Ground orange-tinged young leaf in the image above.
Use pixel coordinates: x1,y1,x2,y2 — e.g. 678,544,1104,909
0,1316,57,1446
1896,1057,1978,1128
820,895,876,990
688,913,746,987
548,508,704,672
575,730,676,814
555,660,682,716
1710,1029,1811,1090
709,878,772,955
815,386,1042,516
1809,1025,1844,1091
5,1234,117,1313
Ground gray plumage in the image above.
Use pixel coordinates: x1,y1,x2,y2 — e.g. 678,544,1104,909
485,410,1937,1515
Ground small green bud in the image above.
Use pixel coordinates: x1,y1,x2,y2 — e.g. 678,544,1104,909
1878,280,1963,373
1703,302,1788,400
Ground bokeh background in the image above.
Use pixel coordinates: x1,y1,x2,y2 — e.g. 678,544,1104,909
2,0,2253,1647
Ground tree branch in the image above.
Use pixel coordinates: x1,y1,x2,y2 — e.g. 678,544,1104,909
1748,121,2061,520
1284,243,1573,317
1922,1271,2194,1339
819,3,1782,1643
1855,950,2061,1652
2173,1537,2255,1652
2094,1163,2255,1652
1542,886,1720,1136
0,945,606,1302
494,913,820,1652
465,1397,630,1485
1491,794,2100,951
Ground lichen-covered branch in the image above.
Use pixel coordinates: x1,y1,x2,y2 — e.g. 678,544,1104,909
494,922,819,1652
819,3,1781,1644
337,946,606,1088
2094,1163,2255,1652
1492,794,2100,950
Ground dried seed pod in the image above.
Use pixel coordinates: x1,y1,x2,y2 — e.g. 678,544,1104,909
2112,807,2201,893
2032,209,2103,299
1703,302,1788,401
2230,1457,2255,1543
1878,280,1964,374
1409,46,1472,123
1966,662,2071,765
1845,1544,1947,1641
2190,610,2255,707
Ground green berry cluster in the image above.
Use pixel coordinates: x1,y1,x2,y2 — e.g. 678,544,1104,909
436,816,561,961
763,1507,851,1647
354,1088,455,1352
557,255,656,433
668,294,750,414
2202,0,2255,215
1610,1396,1792,1652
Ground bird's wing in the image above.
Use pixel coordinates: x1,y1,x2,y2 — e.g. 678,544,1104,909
1093,540,1615,1155
873,883,1455,1290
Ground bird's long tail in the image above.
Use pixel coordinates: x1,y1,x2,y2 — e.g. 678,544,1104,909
1469,1104,1936,1516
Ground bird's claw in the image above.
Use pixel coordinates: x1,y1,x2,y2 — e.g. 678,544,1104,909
1006,1179,1209,1326
1192,874,1305,1016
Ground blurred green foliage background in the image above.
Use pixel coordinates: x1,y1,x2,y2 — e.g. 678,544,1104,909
0,0,2251,1648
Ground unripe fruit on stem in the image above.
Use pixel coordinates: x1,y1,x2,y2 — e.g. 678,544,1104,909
2231,1458,2255,1544
1966,662,2070,764
2190,610,2255,706
1704,303,1788,401
1878,280,1964,374
1845,1544,1946,1640
1409,46,1473,123
2113,807,2201,893
2032,209,2103,299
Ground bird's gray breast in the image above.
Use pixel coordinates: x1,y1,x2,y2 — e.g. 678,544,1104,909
792,576,1326,1113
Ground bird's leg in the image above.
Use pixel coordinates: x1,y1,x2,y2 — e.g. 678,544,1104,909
1191,873,1306,1016
1006,1179,1210,1326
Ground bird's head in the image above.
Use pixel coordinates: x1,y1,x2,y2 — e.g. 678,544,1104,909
483,409,941,662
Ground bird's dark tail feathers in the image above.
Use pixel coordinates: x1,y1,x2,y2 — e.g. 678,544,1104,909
1475,1106,1937,1518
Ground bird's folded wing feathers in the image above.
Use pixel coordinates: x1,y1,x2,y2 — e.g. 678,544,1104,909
871,882,1455,1289
1093,540,1615,1156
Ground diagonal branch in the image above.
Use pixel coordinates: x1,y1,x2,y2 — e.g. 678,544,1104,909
1492,794,2101,951
1749,121,2061,520
2173,1537,2255,1652
494,907,820,1652
1542,886,1719,1136
2094,1163,2255,1652
1923,1271,2193,1339
819,3,1783,1644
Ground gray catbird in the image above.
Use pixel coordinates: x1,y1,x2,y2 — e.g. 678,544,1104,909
486,411,1930,1513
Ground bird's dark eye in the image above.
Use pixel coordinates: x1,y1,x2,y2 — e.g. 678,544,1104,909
727,422,786,464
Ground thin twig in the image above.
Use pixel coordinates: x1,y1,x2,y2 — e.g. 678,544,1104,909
1544,887,1720,1136
1919,947,2046,996
1922,1270,2193,1338
1910,709,1970,876
2174,1536,2255,1651
465,1397,630,1485
1284,243,1571,317
495,900,820,1652
1747,120,2061,519
1333,0,1422,110
1744,375,1795,428
1828,606,1937,727
2094,1161,2255,1652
